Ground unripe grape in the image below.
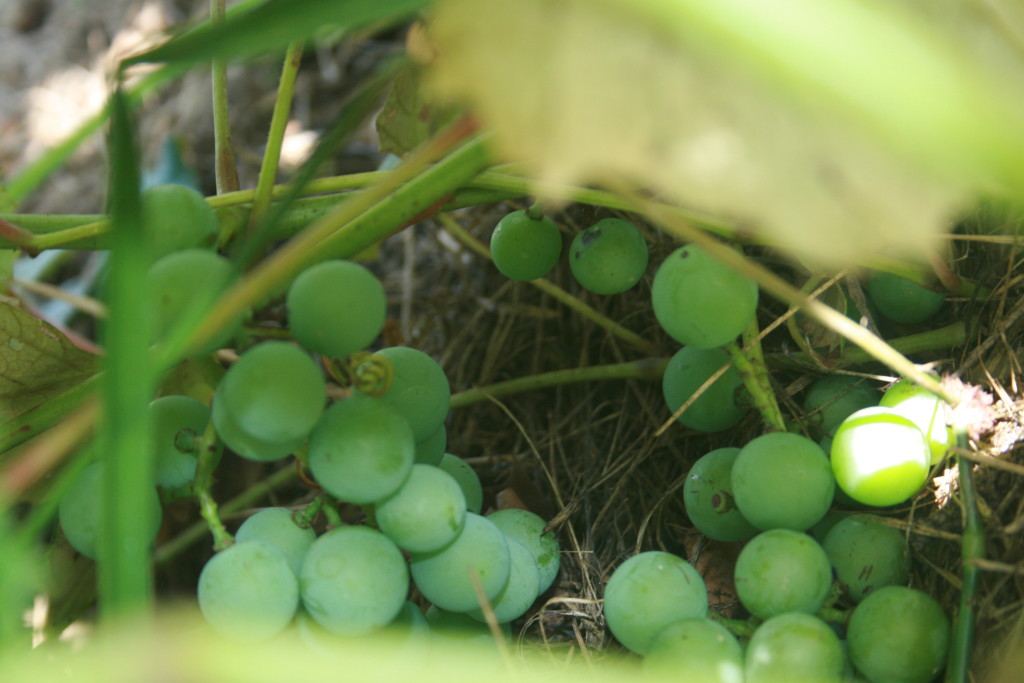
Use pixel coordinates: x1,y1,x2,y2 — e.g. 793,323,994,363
745,613,844,683
651,244,758,348
830,407,930,507
489,209,561,281
376,464,467,554
487,508,560,593
148,249,240,354
662,346,746,432
822,514,909,602
141,183,218,258
359,346,450,442
235,508,316,577
467,536,540,623
148,395,209,489
865,270,946,324
568,217,648,294
879,377,953,465
734,529,833,619
644,618,743,683
803,374,879,439
198,540,299,642
732,432,835,531
683,447,758,542
286,260,387,358
438,453,483,514
603,551,708,654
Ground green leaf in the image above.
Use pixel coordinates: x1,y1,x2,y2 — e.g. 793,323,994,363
125,0,429,67
427,0,1024,266
377,63,463,156
0,302,98,426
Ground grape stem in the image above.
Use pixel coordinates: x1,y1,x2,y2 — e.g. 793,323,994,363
192,420,233,552
210,0,240,194
706,611,758,638
947,429,982,683
724,321,786,433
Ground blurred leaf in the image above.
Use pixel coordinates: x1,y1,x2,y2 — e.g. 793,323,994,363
427,0,1024,267
377,63,462,156
0,302,98,426
0,504,42,649
0,251,15,290
126,0,428,67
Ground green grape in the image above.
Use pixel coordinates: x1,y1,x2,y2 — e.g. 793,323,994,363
468,536,540,623
662,346,747,432
308,395,415,505
148,395,209,488
803,375,879,439
148,249,240,354
879,377,953,465
865,270,946,325
731,432,835,531
822,514,908,603
286,260,387,358
643,618,744,683
409,512,511,613
58,462,162,560
651,244,758,348
734,529,833,619
808,509,846,544
847,586,950,683
568,217,648,294
198,540,300,642
414,424,446,466
141,183,218,258
486,508,560,593
358,346,450,442
438,453,483,514
745,612,845,683
300,526,409,637
212,342,326,461
830,407,930,507
489,209,562,281
603,551,708,655
683,447,758,542
235,508,317,577
375,464,467,554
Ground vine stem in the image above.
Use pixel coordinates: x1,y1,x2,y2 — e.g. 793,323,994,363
192,421,232,552
246,41,304,236
436,212,661,357
211,0,240,194
724,326,786,433
947,430,983,683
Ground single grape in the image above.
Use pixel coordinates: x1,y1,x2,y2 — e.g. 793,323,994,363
683,447,758,542
468,536,540,623
299,526,409,637
286,260,387,358
865,270,946,325
731,432,835,531
803,375,879,439
643,618,744,683
662,346,747,432
198,540,300,642
438,453,483,514
235,508,317,577
489,209,562,281
734,529,833,619
358,346,450,442
568,217,648,294
830,407,930,507
58,461,162,560
879,377,953,465
486,508,560,593
745,612,845,683
307,394,415,505
375,464,467,554
822,514,909,603
141,183,218,258
414,424,447,466
603,551,708,655
651,244,758,348
212,341,326,461
847,586,949,683
148,395,209,489
409,512,511,613
148,249,240,354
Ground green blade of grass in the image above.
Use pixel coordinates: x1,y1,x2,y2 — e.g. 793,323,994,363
125,0,428,67
96,88,156,621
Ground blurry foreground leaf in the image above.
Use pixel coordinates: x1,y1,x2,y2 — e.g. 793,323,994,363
0,303,98,427
427,0,1024,267
377,62,462,157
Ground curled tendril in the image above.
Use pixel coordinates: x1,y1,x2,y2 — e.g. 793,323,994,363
343,351,394,397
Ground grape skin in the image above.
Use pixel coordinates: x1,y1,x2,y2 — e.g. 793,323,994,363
438,453,483,514
822,514,909,603
644,618,743,683
235,508,316,577
745,612,844,683
141,183,218,258
683,447,758,542
568,217,648,295
375,464,467,554
467,536,540,624
662,346,747,433
489,210,562,281
148,395,209,489
733,529,833,619
487,508,561,593
359,346,450,442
